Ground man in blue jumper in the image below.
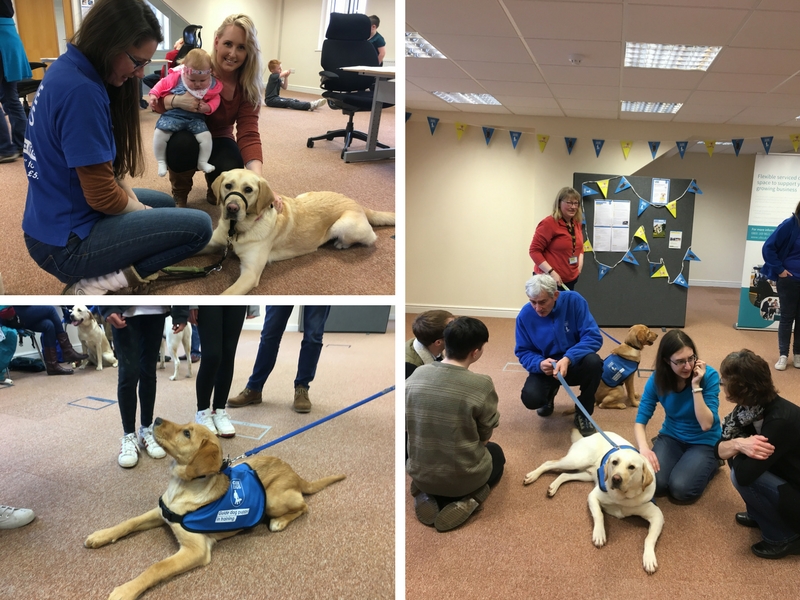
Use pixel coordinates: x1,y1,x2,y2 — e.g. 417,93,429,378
515,274,603,436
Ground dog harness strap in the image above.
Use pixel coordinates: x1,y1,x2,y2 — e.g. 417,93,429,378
597,445,639,492
159,496,184,524
601,355,639,388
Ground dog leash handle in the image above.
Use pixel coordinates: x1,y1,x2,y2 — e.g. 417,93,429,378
555,371,618,449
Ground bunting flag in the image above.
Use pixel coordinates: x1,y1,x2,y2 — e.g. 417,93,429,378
621,140,633,159
687,181,703,195
666,200,677,218
792,134,800,153
482,127,495,146
565,137,577,155
455,122,468,141
510,131,521,149
649,141,660,159
427,116,439,135
632,241,649,252
598,264,611,280
615,177,631,194
704,141,715,157
732,139,744,157
582,184,599,197
651,264,669,278
672,273,689,288
637,198,650,217
634,226,647,242
622,251,639,265
649,262,661,276
537,134,549,152
593,139,605,157
597,179,610,198
676,141,688,159
762,136,773,154
683,248,701,261
406,112,412,122
583,239,593,252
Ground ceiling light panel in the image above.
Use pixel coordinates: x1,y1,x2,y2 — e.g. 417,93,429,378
625,42,722,71
621,101,682,114
432,91,501,105
406,33,446,59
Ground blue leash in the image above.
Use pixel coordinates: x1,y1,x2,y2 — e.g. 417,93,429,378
599,328,620,345
225,385,395,467
555,371,619,449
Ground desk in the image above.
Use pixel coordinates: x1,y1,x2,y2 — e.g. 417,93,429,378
340,66,395,163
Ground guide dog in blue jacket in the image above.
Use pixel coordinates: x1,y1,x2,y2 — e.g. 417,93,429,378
85,418,345,600
595,324,658,410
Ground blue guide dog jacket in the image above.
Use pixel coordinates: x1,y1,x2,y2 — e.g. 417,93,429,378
600,355,638,388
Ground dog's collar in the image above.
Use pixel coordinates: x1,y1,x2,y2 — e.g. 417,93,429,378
597,445,638,493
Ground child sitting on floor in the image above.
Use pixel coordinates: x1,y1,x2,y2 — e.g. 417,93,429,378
265,59,326,111
148,49,222,177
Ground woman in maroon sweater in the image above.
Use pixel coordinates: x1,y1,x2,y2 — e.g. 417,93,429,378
529,186,584,290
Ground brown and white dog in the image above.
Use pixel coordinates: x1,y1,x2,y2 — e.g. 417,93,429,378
594,324,658,410
198,169,395,295
85,418,345,600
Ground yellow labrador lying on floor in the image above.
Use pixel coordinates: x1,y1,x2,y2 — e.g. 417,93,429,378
523,429,664,574
198,169,395,295
595,324,658,410
85,418,345,600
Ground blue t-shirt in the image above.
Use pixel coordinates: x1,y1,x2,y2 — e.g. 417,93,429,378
635,365,722,446
22,44,116,246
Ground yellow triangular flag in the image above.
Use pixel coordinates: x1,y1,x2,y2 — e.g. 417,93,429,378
634,226,647,242
583,239,593,253
597,179,610,198
651,264,669,278
666,200,677,218
620,141,632,160
704,141,715,157
537,134,549,152
455,122,467,141
792,134,800,153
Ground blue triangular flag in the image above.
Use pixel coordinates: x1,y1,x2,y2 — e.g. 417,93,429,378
632,242,650,252
482,127,494,146
649,262,661,276
676,141,688,158
732,139,743,157
582,184,598,197
565,137,577,155
622,251,639,266
593,139,605,157
406,112,412,122
762,136,773,154
687,181,703,195
615,177,631,193
684,248,700,261
598,264,611,280
638,199,649,217
673,273,689,288
510,131,521,149
649,141,660,159
427,116,439,135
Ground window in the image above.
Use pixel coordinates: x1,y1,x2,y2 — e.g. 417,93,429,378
146,2,170,51
320,0,368,47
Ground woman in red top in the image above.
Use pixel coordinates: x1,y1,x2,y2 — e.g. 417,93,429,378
529,187,584,290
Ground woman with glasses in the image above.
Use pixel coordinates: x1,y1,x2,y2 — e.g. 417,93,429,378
21,0,212,294
633,330,722,503
529,187,585,290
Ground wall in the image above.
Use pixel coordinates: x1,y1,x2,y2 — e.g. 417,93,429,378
407,111,771,317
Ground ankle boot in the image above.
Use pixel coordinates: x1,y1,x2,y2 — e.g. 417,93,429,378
206,187,217,206
44,347,73,375
168,168,195,207
56,332,88,362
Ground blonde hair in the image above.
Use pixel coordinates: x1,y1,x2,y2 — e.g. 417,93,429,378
552,186,582,223
183,48,213,71
212,14,264,109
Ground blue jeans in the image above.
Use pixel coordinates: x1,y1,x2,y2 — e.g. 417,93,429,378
776,276,800,356
0,78,26,153
247,306,331,392
652,434,718,502
112,313,167,435
25,189,212,285
731,469,799,544
13,306,64,349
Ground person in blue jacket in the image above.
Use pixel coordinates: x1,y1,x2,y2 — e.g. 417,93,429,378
515,273,603,437
634,329,721,503
761,202,800,371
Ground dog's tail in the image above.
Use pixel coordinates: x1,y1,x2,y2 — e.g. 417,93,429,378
300,474,346,495
363,208,395,227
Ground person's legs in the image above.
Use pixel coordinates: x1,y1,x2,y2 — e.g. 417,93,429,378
112,320,142,436
485,441,506,488
196,307,223,413
13,306,59,349
210,306,247,411
152,129,173,177
776,277,800,360
191,322,201,360
204,137,245,189
563,352,603,415
195,131,214,173
731,469,800,544
294,306,331,389
134,314,167,429
650,434,684,496
1,79,26,153
520,371,560,412
0,101,15,157
664,443,719,503
247,306,294,391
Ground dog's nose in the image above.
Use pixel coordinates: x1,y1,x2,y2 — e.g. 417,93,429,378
226,202,239,214
611,474,622,488
154,417,162,427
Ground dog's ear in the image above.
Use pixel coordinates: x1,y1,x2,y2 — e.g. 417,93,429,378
257,177,278,214
641,459,654,491
182,437,222,480
636,326,651,347
211,174,225,206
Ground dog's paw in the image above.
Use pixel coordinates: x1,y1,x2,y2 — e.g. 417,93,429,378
108,583,138,600
546,483,559,497
269,520,287,532
84,531,111,548
592,527,607,548
169,375,177,381
522,471,539,486
643,550,658,574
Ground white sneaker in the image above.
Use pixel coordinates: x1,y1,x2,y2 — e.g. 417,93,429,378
311,99,326,110
118,433,140,468
195,408,218,435
138,425,166,459
0,505,35,530
212,409,236,438
775,355,788,371
793,355,800,369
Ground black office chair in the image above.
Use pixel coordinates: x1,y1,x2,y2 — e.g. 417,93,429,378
17,62,48,116
306,13,393,158
176,24,203,62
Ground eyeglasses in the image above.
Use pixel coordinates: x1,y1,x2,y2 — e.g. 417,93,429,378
669,354,697,367
562,201,579,207
125,50,152,71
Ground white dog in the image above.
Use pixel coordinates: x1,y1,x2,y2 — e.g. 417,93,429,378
159,316,192,381
69,305,117,371
523,428,664,574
